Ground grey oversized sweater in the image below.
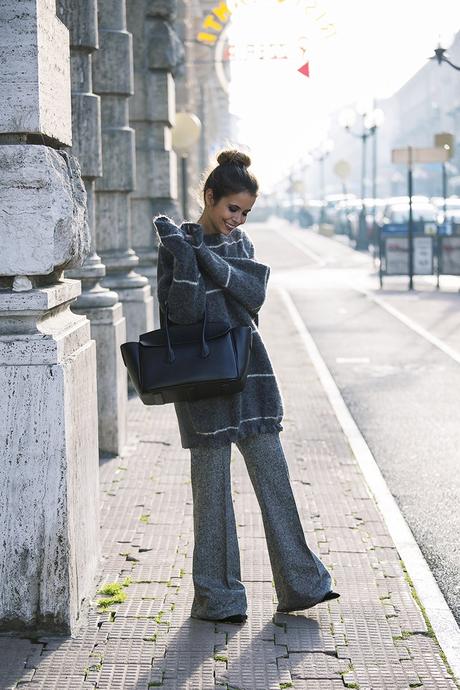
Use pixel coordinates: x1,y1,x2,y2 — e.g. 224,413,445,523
153,215,284,449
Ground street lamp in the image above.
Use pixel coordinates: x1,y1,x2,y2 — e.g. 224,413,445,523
430,44,460,71
310,139,334,224
171,112,202,220
339,102,384,250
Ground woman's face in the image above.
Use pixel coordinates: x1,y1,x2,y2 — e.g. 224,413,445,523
205,190,257,235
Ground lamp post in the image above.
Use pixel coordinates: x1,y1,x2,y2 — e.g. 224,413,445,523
434,132,455,227
171,112,202,221
334,159,352,237
311,139,334,224
339,102,384,250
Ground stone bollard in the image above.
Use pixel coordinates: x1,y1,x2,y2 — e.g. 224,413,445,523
0,1,100,634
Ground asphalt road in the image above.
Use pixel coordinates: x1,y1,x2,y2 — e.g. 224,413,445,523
248,218,460,625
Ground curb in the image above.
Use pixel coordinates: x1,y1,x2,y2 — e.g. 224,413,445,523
279,285,460,682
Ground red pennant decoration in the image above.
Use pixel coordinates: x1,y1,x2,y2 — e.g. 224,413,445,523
297,61,310,77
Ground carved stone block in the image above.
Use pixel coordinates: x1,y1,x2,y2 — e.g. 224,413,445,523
0,0,72,143
0,146,90,277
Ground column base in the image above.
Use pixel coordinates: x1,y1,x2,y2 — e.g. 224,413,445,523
0,280,100,634
113,284,154,341
75,301,128,456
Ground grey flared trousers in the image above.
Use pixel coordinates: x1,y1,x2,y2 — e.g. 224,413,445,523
189,431,332,620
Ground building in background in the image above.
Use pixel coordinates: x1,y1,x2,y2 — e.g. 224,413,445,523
324,30,460,201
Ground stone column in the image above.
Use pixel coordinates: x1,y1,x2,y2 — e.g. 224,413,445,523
174,0,203,223
93,0,154,341
58,0,127,455
128,0,184,323
0,1,100,633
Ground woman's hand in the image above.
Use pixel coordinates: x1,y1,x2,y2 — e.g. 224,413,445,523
181,222,204,249
154,215,190,257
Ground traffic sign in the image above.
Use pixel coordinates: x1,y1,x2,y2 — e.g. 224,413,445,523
434,132,455,159
392,147,449,165
334,160,351,179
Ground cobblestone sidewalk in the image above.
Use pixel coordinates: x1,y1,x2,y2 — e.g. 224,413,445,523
1,287,458,690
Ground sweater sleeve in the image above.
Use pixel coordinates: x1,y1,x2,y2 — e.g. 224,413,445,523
186,224,270,316
154,215,206,324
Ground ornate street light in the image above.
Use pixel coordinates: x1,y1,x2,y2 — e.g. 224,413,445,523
339,102,384,250
430,45,460,71
172,112,202,220
310,139,334,224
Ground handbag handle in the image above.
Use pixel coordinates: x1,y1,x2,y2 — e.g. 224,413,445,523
163,302,210,363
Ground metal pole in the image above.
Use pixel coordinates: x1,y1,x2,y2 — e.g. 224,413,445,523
320,156,325,224
358,132,368,249
439,160,447,290
372,127,377,247
408,146,414,290
442,161,447,226
181,155,188,221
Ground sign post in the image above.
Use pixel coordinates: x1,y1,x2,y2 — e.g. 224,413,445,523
391,146,449,289
408,146,414,289
434,132,455,229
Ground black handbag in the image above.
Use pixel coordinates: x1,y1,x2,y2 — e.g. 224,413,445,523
120,302,253,405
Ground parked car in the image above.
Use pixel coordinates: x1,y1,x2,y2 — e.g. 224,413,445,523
431,196,460,234
332,197,358,236
376,196,438,235
323,194,357,235
346,198,386,246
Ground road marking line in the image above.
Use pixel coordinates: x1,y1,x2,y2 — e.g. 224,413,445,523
278,286,460,680
353,288,460,365
273,226,326,266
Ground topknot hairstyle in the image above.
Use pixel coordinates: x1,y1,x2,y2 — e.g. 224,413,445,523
216,150,251,168
202,148,258,205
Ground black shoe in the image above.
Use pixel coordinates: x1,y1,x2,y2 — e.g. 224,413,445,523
277,591,340,613
192,613,247,624
321,591,340,603
219,613,247,624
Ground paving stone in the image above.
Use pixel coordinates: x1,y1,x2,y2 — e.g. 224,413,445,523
221,635,287,690
128,563,176,582
0,638,41,688
287,682,348,689
287,651,350,679
93,663,151,688
386,588,428,633
226,660,281,690
275,619,336,654
98,637,155,664
165,624,226,653
403,633,459,686
343,660,421,689
160,651,216,686
11,679,95,690
98,617,157,640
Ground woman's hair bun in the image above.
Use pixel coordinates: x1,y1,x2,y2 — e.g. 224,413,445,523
217,149,251,168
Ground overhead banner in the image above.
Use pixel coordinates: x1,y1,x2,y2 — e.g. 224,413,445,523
196,0,336,92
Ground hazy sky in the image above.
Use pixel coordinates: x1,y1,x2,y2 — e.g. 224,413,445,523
225,0,460,191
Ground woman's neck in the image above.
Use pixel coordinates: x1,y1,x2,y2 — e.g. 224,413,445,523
197,211,219,236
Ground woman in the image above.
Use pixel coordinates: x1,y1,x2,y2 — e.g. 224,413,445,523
153,149,339,624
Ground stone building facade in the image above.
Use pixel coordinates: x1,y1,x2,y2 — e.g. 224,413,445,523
0,0,232,634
